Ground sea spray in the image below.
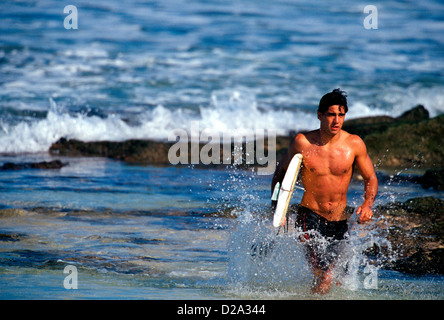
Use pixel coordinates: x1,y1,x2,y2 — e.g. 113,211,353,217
333,212,394,293
227,212,313,298
224,176,397,299
223,168,314,297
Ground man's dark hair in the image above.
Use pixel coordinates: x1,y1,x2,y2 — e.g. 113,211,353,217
318,88,348,114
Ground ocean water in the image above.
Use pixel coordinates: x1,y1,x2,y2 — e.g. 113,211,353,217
0,0,443,300
0,155,443,300
1,0,444,151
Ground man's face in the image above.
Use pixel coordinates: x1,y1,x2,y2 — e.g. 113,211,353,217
318,105,346,135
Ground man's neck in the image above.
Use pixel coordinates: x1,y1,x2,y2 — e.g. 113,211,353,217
318,129,341,146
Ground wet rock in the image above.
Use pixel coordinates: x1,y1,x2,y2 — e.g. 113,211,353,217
397,104,429,122
1,160,67,170
375,197,444,274
47,105,442,170
50,138,172,164
49,137,277,168
0,232,26,242
0,208,30,217
342,105,429,137
364,114,443,169
401,197,444,216
416,168,444,191
342,115,396,138
342,105,442,169
393,248,444,275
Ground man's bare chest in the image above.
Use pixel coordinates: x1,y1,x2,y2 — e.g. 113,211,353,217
302,146,355,176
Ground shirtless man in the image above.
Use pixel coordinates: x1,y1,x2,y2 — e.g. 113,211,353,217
271,89,378,294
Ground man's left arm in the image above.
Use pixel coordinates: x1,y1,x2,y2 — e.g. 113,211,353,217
353,137,378,222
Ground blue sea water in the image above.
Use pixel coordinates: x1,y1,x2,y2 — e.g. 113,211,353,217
1,0,444,151
0,0,443,299
0,155,443,300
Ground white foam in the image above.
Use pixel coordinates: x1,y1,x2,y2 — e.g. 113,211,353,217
200,89,317,137
0,91,317,154
1,86,442,154
347,102,389,119
380,85,444,118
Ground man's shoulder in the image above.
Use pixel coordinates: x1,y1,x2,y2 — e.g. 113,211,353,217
342,130,364,144
288,130,316,153
293,130,318,143
342,130,367,153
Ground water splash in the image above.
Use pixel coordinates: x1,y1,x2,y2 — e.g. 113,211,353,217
227,213,312,298
333,212,394,293
225,199,396,298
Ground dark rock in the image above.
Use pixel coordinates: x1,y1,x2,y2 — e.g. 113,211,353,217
0,232,26,242
402,196,444,216
375,197,444,274
342,115,396,138
47,106,443,171
1,160,67,170
393,248,444,274
340,105,442,169
363,114,444,169
50,138,172,164
397,104,429,122
417,168,444,190
0,208,30,217
342,104,430,139
49,137,278,169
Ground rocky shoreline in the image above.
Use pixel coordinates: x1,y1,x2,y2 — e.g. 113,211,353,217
46,104,443,188
343,105,443,170
47,105,443,167
373,196,444,275
2,105,443,275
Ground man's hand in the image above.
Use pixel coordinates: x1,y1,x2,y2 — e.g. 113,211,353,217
356,205,373,223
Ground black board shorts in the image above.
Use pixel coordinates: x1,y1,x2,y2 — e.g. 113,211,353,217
296,206,348,271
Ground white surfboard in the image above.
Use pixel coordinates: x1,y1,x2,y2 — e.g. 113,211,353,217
273,153,303,228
